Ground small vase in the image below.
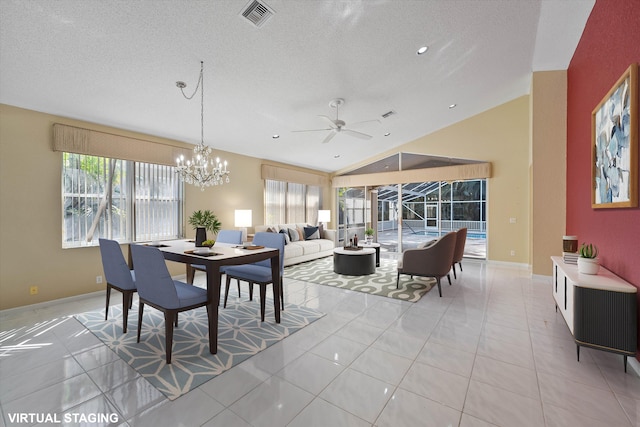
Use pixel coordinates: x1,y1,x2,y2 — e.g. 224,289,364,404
577,257,599,275
195,227,207,247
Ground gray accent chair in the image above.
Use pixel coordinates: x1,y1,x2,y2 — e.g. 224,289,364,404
396,231,457,297
223,232,286,321
99,238,136,333
130,244,212,364
452,227,467,279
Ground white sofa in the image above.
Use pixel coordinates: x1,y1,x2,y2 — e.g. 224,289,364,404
254,223,336,267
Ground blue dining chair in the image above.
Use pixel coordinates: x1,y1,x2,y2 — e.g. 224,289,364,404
223,232,286,321
187,229,243,285
99,238,136,333
130,244,212,364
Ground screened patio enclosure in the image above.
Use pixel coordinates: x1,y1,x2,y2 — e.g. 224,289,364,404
335,153,488,258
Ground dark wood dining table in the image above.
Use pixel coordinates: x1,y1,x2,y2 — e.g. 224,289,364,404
129,239,280,354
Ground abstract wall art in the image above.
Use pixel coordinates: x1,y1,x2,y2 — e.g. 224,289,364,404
591,63,638,208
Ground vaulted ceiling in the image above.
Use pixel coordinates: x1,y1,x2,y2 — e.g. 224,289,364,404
0,0,594,173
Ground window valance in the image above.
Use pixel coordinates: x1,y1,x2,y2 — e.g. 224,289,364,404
52,123,192,167
261,164,330,187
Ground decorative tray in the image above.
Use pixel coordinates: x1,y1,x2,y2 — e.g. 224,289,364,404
241,245,264,250
343,246,363,251
145,243,170,248
184,250,222,257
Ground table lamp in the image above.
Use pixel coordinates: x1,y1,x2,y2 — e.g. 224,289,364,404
318,210,331,226
234,209,252,242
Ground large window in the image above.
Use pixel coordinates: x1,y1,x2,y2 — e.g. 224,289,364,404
62,153,183,247
264,179,320,224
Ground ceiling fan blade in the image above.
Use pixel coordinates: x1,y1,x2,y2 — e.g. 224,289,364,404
318,115,338,129
349,119,381,127
291,128,333,133
342,129,372,140
322,131,337,144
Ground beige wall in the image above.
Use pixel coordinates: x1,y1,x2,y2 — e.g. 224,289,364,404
0,104,330,309
0,91,564,309
530,71,567,275
335,96,532,263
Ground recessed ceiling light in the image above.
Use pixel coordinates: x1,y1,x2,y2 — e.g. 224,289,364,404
334,154,340,159
448,104,457,109
384,132,391,136
272,134,280,139
416,45,428,55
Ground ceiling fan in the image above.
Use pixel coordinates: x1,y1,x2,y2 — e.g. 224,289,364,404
292,98,380,144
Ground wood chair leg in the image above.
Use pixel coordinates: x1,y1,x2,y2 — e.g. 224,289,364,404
396,272,400,289
164,310,176,364
447,274,452,285
249,280,254,301
280,278,285,310
224,276,231,308
137,302,145,343
436,278,442,297
122,291,131,333
453,264,457,279
259,284,266,322
105,285,112,321
186,265,196,284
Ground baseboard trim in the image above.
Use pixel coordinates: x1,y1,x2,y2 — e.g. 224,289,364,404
486,260,531,269
0,290,102,315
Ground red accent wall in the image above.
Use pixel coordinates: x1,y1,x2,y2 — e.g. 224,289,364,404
567,0,640,358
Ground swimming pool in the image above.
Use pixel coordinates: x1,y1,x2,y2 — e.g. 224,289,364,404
413,230,486,239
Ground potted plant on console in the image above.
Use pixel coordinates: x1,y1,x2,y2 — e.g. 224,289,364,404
577,243,599,275
188,210,221,247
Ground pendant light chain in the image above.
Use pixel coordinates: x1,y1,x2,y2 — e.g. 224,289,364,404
175,61,230,190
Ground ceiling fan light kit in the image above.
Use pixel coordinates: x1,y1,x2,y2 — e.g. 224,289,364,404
293,98,380,144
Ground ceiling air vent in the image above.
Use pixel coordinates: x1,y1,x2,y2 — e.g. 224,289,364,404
241,0,274,28
381,110,396,119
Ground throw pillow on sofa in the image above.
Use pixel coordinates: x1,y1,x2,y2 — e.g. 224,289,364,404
279,228,290,244
288,228,300,242
304,226,320,240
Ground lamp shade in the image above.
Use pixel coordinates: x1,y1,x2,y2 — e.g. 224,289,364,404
234,210,252,227
235,209,252,227
318,210,331,223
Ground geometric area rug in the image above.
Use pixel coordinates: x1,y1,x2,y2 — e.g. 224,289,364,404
284,256,436,303
75,299,324,400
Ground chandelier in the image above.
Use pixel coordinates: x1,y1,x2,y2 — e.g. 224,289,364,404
175,61,230,190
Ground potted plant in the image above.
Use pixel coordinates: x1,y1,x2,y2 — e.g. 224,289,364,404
188,210,221,246
364,227,375,243
577,243,599,275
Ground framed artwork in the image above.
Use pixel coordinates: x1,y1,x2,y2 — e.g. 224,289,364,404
591,63,638,208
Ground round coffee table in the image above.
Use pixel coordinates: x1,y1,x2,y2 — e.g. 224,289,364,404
333,247,376,275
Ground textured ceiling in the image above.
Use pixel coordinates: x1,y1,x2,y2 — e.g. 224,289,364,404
0,0,594,173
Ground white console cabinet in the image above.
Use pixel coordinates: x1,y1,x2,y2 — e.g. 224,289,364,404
551,256,637,371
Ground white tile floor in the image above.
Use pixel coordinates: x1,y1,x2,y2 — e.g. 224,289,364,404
1,258,639,427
